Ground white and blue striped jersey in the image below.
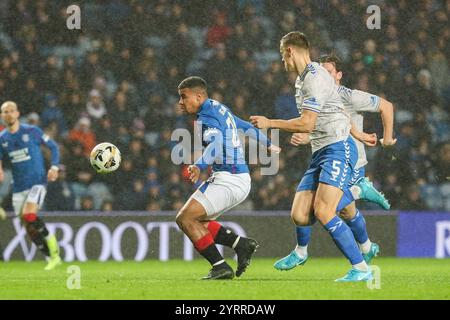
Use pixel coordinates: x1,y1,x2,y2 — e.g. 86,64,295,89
0,124,60,192
295,62,350,153
338,86,381,169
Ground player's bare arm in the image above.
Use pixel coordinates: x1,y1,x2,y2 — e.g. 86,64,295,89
0,160,3,183
250,109,317,133
378,98,396,147
290,132,310,146
349,122,377,147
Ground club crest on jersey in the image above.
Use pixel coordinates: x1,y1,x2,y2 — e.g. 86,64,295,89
22,134,29,143
1,142,7,148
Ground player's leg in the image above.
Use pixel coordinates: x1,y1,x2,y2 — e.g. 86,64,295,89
176,197,233,280
337,166,390,210
313,183,371,281
340,203,379,264
20,185,61,270
314,139,372,281
199,173,257,277
273,190,314,270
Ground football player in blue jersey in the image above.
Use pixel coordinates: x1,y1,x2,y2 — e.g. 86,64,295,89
176,76,280,280
0,101,61,270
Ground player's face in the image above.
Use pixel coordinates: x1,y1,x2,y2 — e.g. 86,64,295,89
280,43,295,72
178,88,202,114
321,62,342,84
1,105,20,126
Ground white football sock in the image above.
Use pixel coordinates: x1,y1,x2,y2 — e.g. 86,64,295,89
294,245,308,258
353,261,369,272
350,185,361,200
359,239,372,254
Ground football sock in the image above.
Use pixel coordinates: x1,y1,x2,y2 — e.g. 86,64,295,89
336,188,355,212
23,213,50,257
350,185,362,200
295,226,311,257
194,233,224,266
323,215,365,268
359,239,372,254
207,221,242,250
344,210,371,253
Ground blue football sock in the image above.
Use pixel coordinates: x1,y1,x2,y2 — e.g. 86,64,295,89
324,215,363,265
344,210,369,244
296,226,312,247
337,188,355,212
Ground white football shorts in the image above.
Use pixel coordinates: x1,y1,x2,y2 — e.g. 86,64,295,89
191,171,251,220
12,184,47,216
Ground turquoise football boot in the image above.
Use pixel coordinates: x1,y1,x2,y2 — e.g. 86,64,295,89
273,251,308,271
335,268,373,282
362,243,380,264
355,177,390,210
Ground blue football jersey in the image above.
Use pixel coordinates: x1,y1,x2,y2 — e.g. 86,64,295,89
0,124,59,192
195,99,270,174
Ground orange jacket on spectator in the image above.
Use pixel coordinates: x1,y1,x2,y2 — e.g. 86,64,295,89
68,117,96,157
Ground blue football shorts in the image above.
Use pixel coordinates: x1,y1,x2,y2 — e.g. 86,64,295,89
297,137,358,192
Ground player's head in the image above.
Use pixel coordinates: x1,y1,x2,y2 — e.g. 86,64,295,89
1,101,20,127
319,55,343,84
178,76,208,114
280,31,310,72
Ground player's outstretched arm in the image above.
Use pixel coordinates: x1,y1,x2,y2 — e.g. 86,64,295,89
378,98,396,147
290,133,310,146
0,160,4,183
233,115,281,153
250,109,317,133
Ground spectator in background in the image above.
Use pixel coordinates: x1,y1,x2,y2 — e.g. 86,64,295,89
206,11,232,48
274,84,298,120
68,117,97,157
86,89,107,120
41,94,67,135
45,165,76,211
80,195,95,211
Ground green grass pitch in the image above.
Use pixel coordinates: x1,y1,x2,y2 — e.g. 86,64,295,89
1,258,449,299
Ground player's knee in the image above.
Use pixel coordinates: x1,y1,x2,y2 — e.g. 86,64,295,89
175,209,195,230
291,212,310,226
339,210,354,221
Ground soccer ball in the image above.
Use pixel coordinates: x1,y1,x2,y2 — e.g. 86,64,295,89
89,142,121,173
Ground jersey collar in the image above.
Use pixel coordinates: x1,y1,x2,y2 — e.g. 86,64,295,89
197,98,211,117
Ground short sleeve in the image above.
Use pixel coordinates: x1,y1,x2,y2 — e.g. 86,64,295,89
301,75,325,113
350,90,380,113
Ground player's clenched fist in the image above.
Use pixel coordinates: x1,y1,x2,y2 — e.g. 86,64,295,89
187,165,200,183
249,116,271,129
47,167,59,182
380,137,397,148
291,133,310,146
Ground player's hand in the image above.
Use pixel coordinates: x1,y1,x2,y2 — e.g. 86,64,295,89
268,145,281,153
47,168,59,182
187,165,201,184
0,170,4,183
0,207,6,220
380,137,397,148
290,133,310,146
360,132,378,147
249,116,271,129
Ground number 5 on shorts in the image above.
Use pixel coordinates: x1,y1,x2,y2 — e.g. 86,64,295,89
331,160,341,181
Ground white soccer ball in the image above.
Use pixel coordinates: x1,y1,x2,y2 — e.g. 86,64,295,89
89,142,121,174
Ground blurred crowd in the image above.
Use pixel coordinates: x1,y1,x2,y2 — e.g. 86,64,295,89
0,0,449,212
